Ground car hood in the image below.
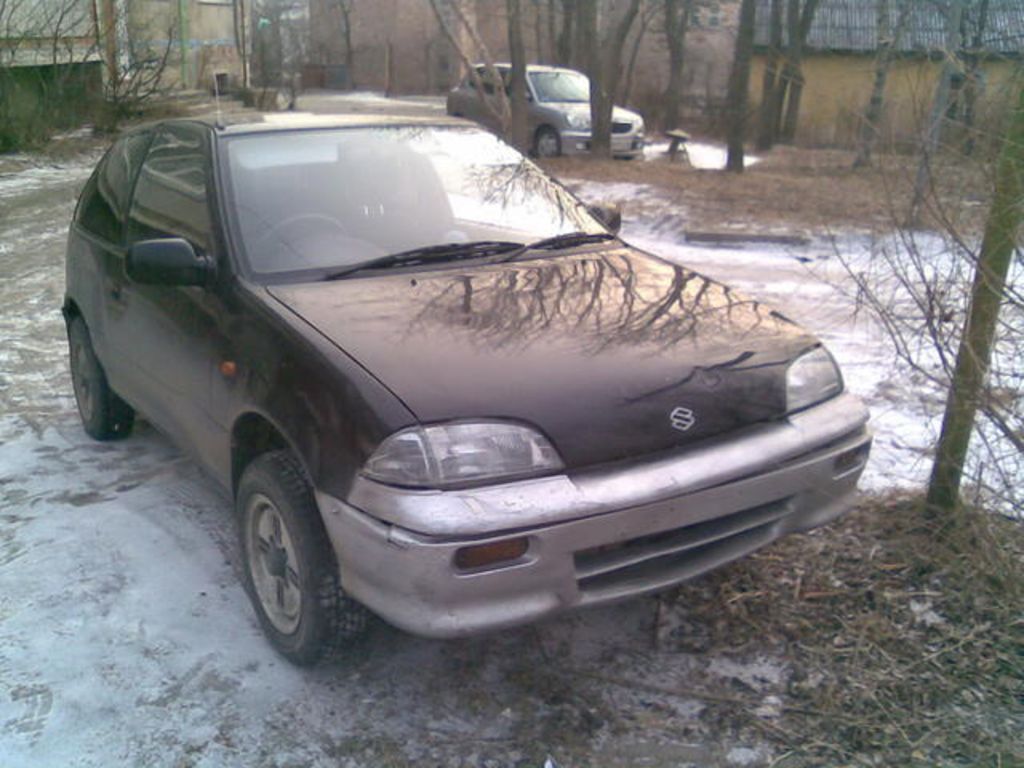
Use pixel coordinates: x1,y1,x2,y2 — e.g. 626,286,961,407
267,246,817,468
548,102,642,126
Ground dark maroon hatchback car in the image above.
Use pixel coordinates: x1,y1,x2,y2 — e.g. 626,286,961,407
64,114,871,664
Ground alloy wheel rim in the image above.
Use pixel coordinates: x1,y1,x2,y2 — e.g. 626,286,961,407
537,132,559,157
247,493,303,635
71,339,95,423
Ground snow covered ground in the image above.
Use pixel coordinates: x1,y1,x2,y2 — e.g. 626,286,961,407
642,140,759,170
0,137,993,766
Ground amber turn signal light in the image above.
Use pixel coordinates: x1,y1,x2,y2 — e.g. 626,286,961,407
454,537,529,571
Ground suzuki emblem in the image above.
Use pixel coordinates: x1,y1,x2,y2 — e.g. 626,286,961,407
669,406,696,432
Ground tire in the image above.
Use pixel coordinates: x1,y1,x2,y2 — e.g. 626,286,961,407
237,450,367,665
534,125,562,158
67,316,134,440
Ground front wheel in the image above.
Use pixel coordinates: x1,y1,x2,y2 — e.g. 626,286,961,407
534,126,562,158
67,316,134,440
238,450,367,665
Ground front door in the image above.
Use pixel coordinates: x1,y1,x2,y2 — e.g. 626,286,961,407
110,123,232,479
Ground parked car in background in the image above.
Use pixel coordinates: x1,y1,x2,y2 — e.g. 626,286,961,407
65,113,870,666
446,63,646,159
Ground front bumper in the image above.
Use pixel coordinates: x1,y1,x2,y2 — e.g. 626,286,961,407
560,129,645,158
317,393,871,638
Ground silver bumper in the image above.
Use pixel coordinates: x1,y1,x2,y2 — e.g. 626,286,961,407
560,129,645,158
317,393,871,638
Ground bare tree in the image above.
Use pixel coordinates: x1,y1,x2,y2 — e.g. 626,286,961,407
506,0,529,151
852,0,911,168
621,0,656,107
581,0,642,158
926,81,1023,518
757,0,822,149
662,0,694,130
333,0,354,88
778,0,821,143
909,0,966,225
427,0,530,151
428,0,511,132
755,0,783,150
837,69,1024,518
725,0,757,172
960,0,990,155
555,0,575,66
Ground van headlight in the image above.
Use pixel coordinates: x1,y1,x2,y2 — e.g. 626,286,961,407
566,112,590,130
363,421,564,489
787,347,843,412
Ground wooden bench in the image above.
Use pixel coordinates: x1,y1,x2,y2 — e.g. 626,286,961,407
665,129,691,164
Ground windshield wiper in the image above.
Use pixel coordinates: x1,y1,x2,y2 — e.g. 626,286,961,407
322,240,521,280
498,231,617,263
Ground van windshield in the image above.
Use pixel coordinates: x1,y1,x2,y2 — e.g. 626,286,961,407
529,71,590,103
223,126,601,280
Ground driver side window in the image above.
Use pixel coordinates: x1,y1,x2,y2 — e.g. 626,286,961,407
127,124,214,255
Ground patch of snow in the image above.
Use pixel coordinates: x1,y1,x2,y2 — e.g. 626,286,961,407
707,656,786,691
0,155,98,196
643,139,760,169
727,746,769,766
753,695,784,719
909,599,947,628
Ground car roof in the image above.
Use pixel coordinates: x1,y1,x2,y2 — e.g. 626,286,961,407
125,112,475,138
475,63,583,75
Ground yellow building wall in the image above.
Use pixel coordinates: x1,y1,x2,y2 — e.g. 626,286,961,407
750,53,1021,148
127,0,244,91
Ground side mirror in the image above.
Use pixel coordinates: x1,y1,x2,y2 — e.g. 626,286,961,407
588,203,622,235
127,238,212,287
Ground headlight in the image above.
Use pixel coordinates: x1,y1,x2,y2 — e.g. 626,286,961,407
363,421,564,488
566,112,590,130
786,347,843,412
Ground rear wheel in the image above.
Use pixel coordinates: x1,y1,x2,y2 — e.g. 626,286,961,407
534,126,562,158
67,316,134,440
238,450,367,665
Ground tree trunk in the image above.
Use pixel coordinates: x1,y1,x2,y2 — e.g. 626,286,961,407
622,2,654,107
779,71,803,141
556,0,574,66
506,0,530,152
572,0,590,70
962,0,990,155
910,0,965,224
853,0,910,168
587,0,641,158
925,83,1024,518
755,0,782,150
726,0,757,172
339,1,354,89
546,0,558,63
777,0,821,144
663,0,692,131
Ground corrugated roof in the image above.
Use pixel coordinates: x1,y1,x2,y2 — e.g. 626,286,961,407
753,0,1024,55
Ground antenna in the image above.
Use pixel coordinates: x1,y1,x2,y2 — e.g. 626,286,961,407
213,74,224,128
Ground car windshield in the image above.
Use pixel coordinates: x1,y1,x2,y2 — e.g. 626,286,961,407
529,70,590,103
223,126,602,279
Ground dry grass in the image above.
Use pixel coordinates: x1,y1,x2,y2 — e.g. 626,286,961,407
540,143,997,236
658,496,1024,767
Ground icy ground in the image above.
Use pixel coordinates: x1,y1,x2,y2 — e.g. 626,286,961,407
0,142,967,768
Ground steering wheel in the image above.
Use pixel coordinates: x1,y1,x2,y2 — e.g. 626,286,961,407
260,213,348,242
